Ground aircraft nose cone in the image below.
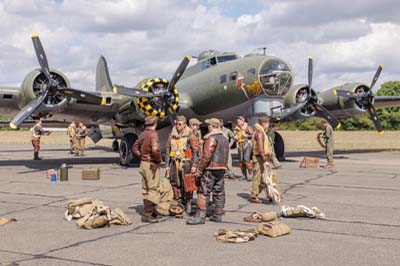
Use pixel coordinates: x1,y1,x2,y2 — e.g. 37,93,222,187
258,59,293,97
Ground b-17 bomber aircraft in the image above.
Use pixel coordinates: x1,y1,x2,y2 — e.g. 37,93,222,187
1,34,400,165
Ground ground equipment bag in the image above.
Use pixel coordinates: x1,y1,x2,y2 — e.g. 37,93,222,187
216,228,259,243
243,211,277,223
257,220,291,238
299,157,320,168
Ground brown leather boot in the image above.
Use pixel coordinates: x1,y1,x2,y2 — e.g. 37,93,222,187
141,200,158,223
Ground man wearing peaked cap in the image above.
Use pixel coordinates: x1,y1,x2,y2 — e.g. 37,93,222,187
187,117,229,225
189,118,202,126
189,118,203,156
133,116,164,223
204,118,221,127
234,115,254,181
165,115,200,215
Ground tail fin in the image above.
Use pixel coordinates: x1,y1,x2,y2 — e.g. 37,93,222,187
96,56,113,92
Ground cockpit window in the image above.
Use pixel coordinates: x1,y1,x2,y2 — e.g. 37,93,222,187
201,57,217,70
217,55,238,63
259,59,293,96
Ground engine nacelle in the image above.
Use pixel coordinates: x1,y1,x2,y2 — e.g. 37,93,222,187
283,84,318,121
135,77,179,120
19,68,70,115
318,82,370,118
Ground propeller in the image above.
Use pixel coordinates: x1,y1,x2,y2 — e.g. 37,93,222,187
305,56,341,129
333,65,384,134
9,34,106,129
114,55,191,122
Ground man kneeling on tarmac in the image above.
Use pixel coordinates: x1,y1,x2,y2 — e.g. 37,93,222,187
187,118,229,225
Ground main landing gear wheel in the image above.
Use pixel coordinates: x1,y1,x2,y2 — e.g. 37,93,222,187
274,132,285,161
112,140,119,152
119,133,138,166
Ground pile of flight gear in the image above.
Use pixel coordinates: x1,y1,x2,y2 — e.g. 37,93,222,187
243,211,277,223
0,217,17,226
64,197,131,229
262,170,282,204
216,220,291,243
216,228,259,243
299,157,320,168
280,205,326,219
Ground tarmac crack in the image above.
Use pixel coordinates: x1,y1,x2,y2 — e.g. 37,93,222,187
0,248,112,266
283,170,338,194
294,227,400,242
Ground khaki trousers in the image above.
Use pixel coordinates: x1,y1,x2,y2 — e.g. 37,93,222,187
139,161,160,205
77,138,85,155
326,141,334,164
251,156,268,198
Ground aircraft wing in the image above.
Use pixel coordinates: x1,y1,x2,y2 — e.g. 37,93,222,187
374,96,400,109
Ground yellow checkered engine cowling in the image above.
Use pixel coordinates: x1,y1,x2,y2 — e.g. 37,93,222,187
136,77,179,120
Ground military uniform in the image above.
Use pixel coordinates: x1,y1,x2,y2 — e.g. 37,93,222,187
132,116,164,223
221,125,235,179
76,124,88,156
30,122,49,160
250,117,273,203
267,127,281,169
67,123,77,154
165,119,199,213
322,123,334,167
187,118,229,225
189,118,203,156
234,117,254,180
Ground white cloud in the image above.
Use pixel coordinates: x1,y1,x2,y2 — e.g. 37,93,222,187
0,0,399,94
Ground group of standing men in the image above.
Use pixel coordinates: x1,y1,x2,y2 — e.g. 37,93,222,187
133,114,289,225
67,121,88,156
133,115,230,224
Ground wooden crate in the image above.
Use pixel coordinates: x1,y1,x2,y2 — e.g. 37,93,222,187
82,168,100,180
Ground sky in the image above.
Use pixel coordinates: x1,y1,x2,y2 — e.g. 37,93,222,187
0,0,399,93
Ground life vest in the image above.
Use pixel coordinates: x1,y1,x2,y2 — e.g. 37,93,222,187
169,126,193,160
30,125,41,140
234,122,249,143
252,123,272,157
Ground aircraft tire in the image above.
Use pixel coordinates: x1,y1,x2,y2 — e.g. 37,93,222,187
112,140,119,152
274,132,285,161
119,133,138,166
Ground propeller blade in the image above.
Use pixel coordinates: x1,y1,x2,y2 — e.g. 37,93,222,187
59,87,108,105
112,85,155,98
370,64,383,90
308,56,313,89
367,103,384,134
9,90,49,129
31,34,51,80
314,103,341,129
279,102,308,120
166,55,191,91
